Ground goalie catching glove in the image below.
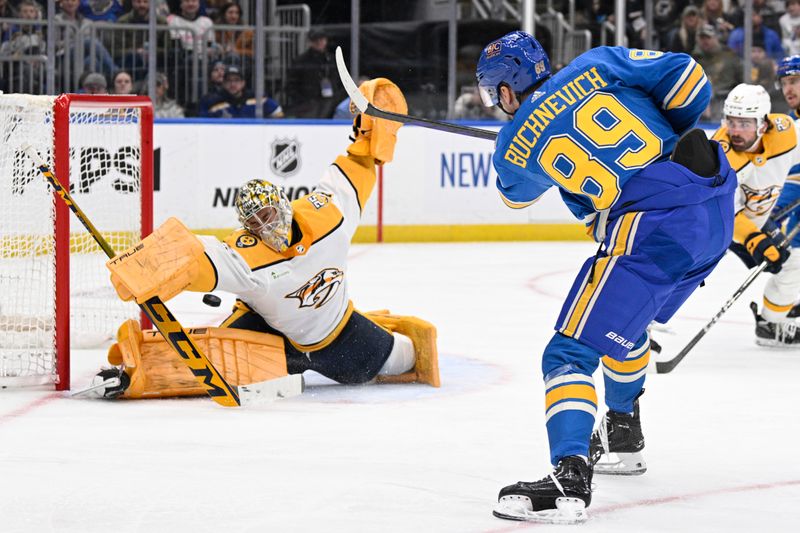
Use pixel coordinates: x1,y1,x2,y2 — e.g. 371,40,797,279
107,217,216,303
347,78,408,164
733,212,790,273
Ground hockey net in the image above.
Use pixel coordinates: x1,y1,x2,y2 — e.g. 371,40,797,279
0,94,153,389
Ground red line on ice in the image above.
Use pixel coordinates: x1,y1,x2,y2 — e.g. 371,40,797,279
0,391,62,425
483,479,800,532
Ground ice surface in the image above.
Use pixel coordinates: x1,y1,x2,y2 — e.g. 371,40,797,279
1,242,799,533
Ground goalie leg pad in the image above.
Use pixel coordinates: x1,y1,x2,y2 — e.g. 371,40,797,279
367,312,440,387
107,319,287,399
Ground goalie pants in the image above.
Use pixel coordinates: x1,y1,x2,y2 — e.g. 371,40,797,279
543,180,735,465
221,302,394,384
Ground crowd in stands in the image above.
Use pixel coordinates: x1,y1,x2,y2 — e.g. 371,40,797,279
578,0,800,119
3,0,800,122
0,0,300,118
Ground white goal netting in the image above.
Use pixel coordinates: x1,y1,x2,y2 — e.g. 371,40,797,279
0,94,150,387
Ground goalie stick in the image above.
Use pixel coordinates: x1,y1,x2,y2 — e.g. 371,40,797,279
334,47,498,141
23,144,303,407
655,220,800,374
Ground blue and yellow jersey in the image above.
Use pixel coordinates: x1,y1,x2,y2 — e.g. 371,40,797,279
493,47,710,219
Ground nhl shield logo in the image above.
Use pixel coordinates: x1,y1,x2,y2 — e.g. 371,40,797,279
270,138,301,177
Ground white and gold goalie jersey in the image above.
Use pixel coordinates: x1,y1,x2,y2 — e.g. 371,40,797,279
198,154,375,349
713,114,800,228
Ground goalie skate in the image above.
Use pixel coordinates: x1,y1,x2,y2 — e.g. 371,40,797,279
590,397,647,476
492,456,591,525
72,368,129,399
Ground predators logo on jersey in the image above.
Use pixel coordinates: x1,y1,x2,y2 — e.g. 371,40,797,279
741,183,781,216
286,267,344,309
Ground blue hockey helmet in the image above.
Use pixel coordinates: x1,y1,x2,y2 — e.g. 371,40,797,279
778,55,800,78
476,31,551,107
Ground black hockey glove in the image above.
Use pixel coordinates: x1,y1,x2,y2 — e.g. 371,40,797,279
744,229,791,274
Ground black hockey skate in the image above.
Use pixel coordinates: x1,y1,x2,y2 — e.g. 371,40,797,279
590,395,646,475
751,302,800,348
493,456,592,524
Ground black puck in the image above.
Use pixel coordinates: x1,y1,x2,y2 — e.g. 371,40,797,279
202,294,222,307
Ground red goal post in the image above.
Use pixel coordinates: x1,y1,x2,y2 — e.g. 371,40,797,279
0,94,153,390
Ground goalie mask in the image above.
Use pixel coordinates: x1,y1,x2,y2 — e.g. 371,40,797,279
235,179,293,253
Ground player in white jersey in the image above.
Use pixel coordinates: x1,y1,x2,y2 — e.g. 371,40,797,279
91,78,440,400
712,84,800,346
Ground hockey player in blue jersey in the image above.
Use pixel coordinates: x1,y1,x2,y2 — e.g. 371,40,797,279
772,55,800,326
477,32,737,524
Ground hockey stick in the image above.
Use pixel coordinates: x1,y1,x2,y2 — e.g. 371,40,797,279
655,220,800,374
334,47,498,141
23,144,303,406
770,196,800,224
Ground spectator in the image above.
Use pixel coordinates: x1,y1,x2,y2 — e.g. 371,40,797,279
196,60,226,115
651,0,692,47
113,70,134,94
167,0,216,56
0,0,18,43
0,0,43,92
215,2,253,62
728,8,784,61
81,71,108,94
664,5,702,53
286,29,339,118
201,65,283,119
699,0,736,43
693,23,742,121
55,0,118,79
333,75,369,119
118,0,168,24
0,0,44,56
750,39,787,112
117,0,168,80
753,0,781,34
780,0,800,56
453,86,509,121
79,0,124,22
151,72,185,118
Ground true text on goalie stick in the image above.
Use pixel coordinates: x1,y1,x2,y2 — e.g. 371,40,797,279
655,219,800,374
22,144,242,407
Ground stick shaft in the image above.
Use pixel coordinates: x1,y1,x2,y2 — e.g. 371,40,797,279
334,46,497,141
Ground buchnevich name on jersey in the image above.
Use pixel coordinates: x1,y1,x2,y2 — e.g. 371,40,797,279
504,67,609,168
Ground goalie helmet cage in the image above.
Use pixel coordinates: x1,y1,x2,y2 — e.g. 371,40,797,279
0,94,153,390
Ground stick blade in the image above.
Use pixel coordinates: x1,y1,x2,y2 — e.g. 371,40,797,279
335,46,369,112
238,374,304,406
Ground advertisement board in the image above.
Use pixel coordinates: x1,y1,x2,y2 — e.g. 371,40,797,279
154,120,718,241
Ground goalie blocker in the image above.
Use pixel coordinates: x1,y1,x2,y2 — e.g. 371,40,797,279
96,306,439,399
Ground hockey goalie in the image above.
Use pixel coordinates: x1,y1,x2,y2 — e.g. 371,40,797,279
91,78,440,400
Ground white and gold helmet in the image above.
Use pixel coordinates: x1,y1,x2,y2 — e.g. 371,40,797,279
723,83,771,136
235,179,293,253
